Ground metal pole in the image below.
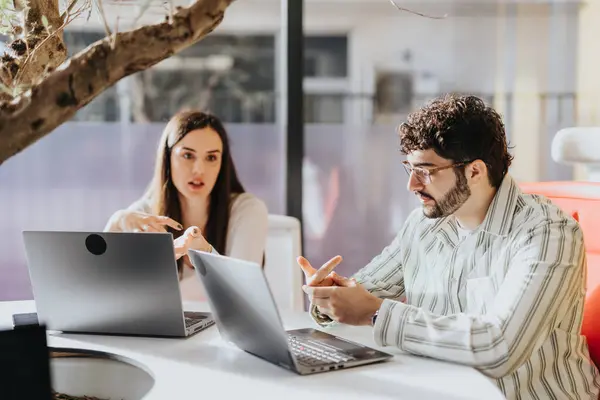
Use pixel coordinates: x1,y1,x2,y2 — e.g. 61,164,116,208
284,0,304,246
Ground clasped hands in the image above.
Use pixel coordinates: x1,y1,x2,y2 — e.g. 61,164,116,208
297,255,383,326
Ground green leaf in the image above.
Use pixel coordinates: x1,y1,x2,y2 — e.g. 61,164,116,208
41,15,49,29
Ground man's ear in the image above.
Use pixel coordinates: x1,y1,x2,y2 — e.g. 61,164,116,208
467,160,487,183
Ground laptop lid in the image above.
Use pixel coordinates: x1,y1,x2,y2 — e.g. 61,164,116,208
188,249,297,371
22,231,187,337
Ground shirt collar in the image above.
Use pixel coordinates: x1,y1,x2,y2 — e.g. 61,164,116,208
431,173,521,244
478,173,521,237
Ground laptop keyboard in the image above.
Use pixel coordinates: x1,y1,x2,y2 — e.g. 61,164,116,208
288,335,355,367
184,312,207,328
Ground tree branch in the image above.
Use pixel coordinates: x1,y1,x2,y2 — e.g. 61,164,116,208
388,0,448,19
60,0,81,20
18,0,68,84
0,0,233,166
0,0,69,100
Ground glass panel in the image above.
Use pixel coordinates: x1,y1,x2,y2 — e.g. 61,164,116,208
0,30,282,300
130,70,275,123
304,94,344,123
63,31,106,54
374,71,414,115
303,2,578,280
130,34,276,123
304,36,348,78
303,124,419,277
0,122,284,300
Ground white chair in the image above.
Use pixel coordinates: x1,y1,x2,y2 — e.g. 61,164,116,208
552,127,600,181
264,214,305,312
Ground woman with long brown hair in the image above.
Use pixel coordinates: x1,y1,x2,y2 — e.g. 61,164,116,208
104,110,269,300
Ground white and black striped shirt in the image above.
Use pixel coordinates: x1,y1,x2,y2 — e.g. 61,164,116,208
313,174,600,400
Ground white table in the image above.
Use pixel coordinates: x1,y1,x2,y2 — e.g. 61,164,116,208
1,300,506,400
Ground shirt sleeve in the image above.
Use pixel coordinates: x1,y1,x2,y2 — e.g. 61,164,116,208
225,193,269,265
373,217,585,379
103,196,152,232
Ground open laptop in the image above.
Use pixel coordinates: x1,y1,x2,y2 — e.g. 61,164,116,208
188,249,393,375
22,231,214,337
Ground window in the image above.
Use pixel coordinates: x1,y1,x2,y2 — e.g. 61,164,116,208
305,94,345,124
374,71,414,116
58,32,276,123
304,36,348,78
131,34,276,123
303,35,349,123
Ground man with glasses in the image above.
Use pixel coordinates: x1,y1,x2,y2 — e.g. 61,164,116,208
299,94,600,399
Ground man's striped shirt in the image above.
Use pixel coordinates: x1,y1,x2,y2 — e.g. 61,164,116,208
312,174,600,400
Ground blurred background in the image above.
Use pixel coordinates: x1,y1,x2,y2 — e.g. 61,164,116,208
1,0,599,300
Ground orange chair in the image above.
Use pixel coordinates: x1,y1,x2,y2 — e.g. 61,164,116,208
520,181,600,368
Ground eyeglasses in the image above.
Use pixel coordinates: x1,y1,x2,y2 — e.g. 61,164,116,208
402,160,471,185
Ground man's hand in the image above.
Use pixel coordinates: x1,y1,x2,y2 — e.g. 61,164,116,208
302,274,383,326
297,255,343,287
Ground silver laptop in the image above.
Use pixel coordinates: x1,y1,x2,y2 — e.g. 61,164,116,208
188,249,393,375
22,231,214,337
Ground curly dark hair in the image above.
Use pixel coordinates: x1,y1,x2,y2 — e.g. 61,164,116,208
398,94,513,188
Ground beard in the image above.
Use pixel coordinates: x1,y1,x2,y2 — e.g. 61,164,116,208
419,170,471,219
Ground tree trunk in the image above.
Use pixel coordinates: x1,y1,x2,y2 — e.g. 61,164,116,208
0,0,233,166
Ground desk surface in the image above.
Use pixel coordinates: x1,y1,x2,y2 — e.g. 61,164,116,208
1,300,505,400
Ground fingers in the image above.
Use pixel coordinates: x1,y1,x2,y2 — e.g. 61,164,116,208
297,256,316,278
308,255,343,286
173,237,188,259
173,227,202,259
302,285,336,298
147,222,167,232
153,216,183,231
309,275,335,288
330,272,356,288
127,213,182,233
181,226,200,236
132,223,164,233
312,297,331,307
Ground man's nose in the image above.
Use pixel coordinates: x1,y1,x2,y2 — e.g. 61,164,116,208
407,171,424,192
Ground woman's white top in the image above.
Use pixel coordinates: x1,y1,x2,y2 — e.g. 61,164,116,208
109,192,269,301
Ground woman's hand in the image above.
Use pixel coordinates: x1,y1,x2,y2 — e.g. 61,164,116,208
173,226,212,260
109,210,182,233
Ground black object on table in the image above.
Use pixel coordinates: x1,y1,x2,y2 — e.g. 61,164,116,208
0,323,52,400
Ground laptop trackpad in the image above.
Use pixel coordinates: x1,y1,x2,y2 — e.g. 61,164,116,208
287,328,389,360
